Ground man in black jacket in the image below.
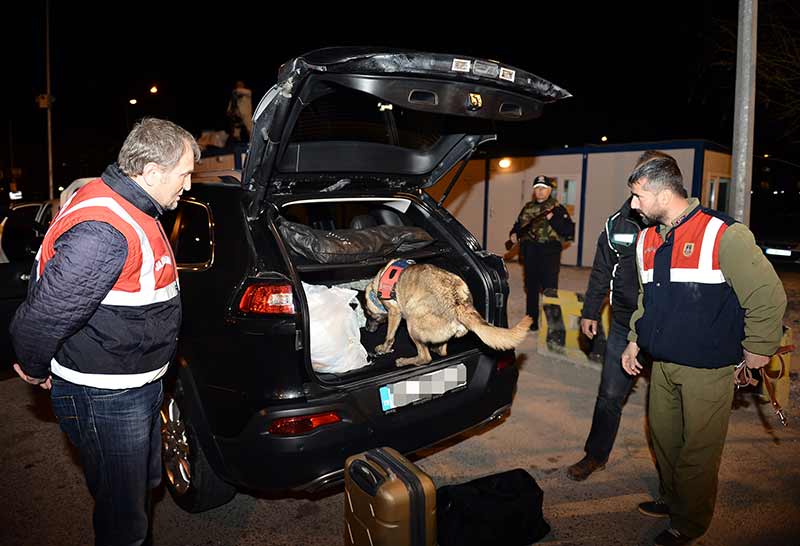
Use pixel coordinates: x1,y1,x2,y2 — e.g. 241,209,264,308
566,195,646,481
510,175,575,330
11,118,199,546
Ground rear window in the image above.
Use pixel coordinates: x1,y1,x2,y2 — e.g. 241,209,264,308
288,83,493,151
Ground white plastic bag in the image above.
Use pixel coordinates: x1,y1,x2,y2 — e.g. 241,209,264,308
302,282,371,374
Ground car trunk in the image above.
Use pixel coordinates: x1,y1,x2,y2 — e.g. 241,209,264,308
267,193,493,385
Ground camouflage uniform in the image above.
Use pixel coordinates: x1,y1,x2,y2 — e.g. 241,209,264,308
516,196,569,244
512,196,574,329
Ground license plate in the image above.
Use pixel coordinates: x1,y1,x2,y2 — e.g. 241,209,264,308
379,363,467,412
765,248,792,257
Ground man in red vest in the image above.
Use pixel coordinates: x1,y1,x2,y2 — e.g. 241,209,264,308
11,118,199,545
621,152,786,546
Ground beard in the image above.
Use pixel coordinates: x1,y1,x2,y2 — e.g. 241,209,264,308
638,207,667,225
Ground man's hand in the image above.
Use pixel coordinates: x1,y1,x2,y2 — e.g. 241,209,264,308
13,363,52,390
580,318,598,339
621,341,642,375
743,349,770,370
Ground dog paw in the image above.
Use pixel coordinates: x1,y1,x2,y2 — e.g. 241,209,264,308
395,357,430,367
395,357,417,367
374,343,394,355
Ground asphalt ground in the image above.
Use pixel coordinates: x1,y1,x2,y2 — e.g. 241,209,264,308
1,262,798,545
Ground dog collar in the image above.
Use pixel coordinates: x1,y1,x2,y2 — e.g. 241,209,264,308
377,259,415,300
368,289,388,314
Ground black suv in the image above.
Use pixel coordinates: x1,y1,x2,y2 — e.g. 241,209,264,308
160,47,569,512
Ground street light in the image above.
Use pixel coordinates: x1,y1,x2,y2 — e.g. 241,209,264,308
601,136,608,142
498,158,511,169
150,85,158,94
129,99,138,105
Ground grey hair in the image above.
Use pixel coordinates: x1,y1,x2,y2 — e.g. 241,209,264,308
118,118,201,176
627,150,687,198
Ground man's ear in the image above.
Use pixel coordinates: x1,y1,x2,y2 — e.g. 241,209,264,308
657,188,672,207
141,162,163,187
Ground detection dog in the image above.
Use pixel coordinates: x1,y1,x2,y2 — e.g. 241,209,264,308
364,259,533,366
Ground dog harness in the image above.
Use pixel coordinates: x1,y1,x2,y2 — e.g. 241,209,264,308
377,259,415,300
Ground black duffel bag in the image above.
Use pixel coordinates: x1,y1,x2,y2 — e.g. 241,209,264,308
277,219,433,264
436,468,551,546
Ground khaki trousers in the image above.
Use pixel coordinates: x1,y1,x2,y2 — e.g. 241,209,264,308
648,361,735,538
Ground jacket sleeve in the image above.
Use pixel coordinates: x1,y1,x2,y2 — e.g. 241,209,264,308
548,205,575,240
9,221,127,379
581,230,615,320
719,224,787,356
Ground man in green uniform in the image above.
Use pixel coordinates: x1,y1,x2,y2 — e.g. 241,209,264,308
621,152,786,546
509,175,574,330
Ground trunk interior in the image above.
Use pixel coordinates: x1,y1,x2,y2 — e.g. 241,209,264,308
274,195,489,384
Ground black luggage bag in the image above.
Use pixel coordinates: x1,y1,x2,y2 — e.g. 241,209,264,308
344,446,436,546
436,468,551,546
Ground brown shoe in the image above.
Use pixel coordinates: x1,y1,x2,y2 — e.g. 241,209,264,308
566,455,606,481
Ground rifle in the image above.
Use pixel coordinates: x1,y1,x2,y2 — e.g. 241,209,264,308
505,206,557,251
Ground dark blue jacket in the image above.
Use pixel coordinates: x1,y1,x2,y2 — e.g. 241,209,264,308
10,164,181,385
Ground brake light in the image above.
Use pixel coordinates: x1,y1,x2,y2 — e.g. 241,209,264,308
496,352,516,372
267,412,341,435
239,284,295,314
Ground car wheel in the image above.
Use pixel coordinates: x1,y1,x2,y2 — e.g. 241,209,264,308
160,382,236,513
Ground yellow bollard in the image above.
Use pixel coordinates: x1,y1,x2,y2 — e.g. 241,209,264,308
539,289,611,366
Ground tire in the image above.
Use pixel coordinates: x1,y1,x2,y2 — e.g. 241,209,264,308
161,381,236,513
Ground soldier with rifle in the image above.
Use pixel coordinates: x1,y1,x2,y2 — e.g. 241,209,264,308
508,175,575,330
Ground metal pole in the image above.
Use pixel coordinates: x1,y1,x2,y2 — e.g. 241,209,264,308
731,0,757,224
46,0,54,201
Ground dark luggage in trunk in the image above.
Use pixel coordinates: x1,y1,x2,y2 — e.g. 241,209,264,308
436,468,551,546
344,446,437,546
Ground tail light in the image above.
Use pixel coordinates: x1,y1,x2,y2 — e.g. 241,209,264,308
496,352,516,372
239,283,295,315
267,412,341,435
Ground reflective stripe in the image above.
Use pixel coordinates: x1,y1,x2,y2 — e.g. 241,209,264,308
62,197,156,292
51,358,169,389
636,230,653,284
101,282,179,306
699,217,723,270
669,268,726,284
609,262,618,305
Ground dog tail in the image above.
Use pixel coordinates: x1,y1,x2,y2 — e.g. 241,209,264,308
457,306,533,350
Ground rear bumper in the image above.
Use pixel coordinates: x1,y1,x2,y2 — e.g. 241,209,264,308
214,351,518,493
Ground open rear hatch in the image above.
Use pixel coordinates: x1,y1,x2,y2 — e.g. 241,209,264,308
242,47,570,211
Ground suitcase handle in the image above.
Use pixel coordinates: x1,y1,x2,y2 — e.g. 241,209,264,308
349,459,384,496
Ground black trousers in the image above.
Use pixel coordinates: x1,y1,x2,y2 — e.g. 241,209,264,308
521,240,562,327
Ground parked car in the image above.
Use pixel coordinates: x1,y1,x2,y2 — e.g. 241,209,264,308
115,49,572,513
0,199,58,366
1,179,94,367
757,240,800,265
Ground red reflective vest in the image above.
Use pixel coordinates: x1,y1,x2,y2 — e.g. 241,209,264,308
40,179,179,306
634,206,745,367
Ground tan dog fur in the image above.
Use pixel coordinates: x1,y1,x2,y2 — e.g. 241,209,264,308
364,260,533,366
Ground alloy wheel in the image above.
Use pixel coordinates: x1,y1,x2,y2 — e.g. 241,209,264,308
160,397,192,495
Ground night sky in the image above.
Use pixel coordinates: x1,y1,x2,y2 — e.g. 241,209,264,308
2,1,796,200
